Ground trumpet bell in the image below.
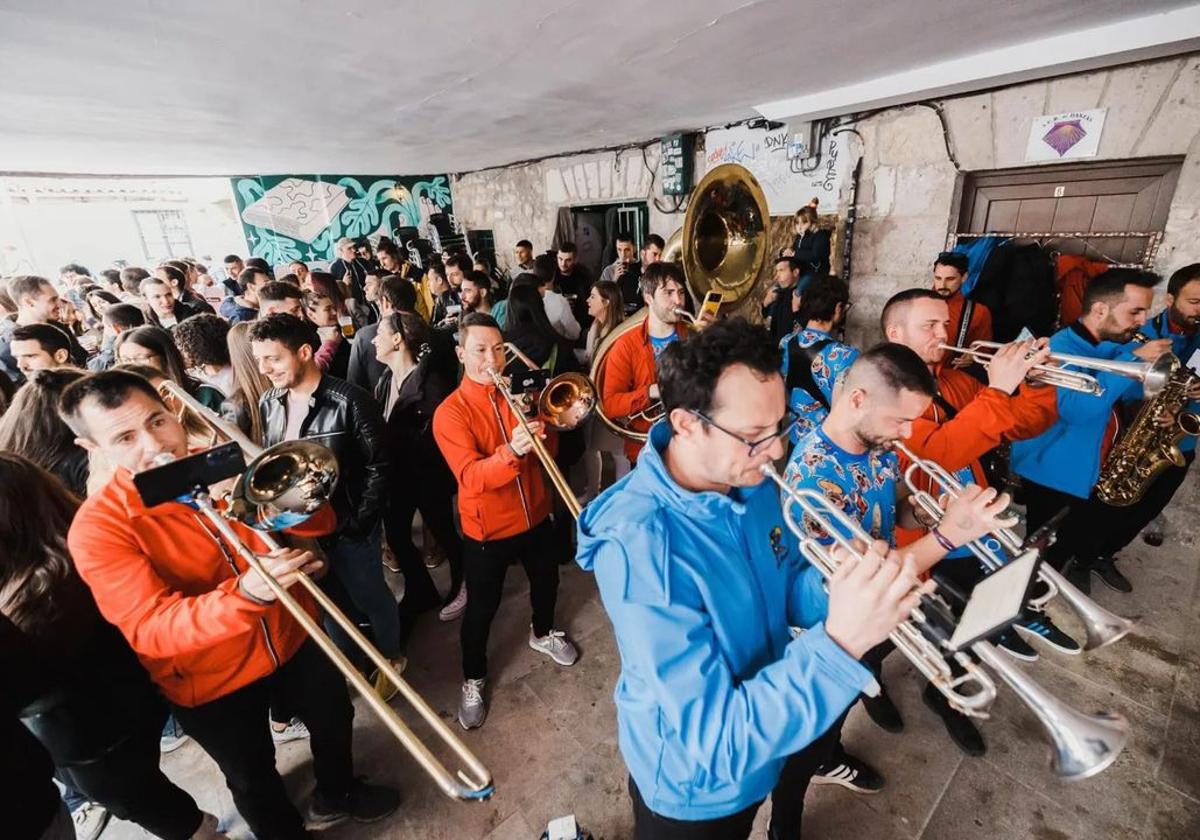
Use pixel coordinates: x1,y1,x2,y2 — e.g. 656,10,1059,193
682,164,770,306
231,440,340,531
540,372,596,431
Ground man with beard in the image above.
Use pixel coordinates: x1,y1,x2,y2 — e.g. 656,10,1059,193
600,233,665,316
785,342,1015,795
932,252,992,356
1012,268,1172,594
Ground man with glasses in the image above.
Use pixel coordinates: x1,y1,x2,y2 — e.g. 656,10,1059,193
578,319,1006,839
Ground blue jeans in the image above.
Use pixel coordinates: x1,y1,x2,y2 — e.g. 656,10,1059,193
324,525,401,662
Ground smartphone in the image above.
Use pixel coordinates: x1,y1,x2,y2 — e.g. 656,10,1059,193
700,290,724,320
132,442,245,508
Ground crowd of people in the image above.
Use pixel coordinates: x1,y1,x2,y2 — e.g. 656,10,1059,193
2,210,1198,840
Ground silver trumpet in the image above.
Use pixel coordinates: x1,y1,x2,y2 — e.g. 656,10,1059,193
893,442,1134,652
940,340,1177,398
764,463,1130,780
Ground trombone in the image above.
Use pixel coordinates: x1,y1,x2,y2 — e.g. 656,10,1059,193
939,340,1177,398
488,343,595,519
761,463,1129,780
892,441,1133,652
157,382,495,802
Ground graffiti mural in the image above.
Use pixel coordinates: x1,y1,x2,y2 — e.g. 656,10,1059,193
230,174,454,265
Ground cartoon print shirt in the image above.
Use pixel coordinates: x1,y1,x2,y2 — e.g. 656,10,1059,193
783,425,899,546
779,329,860,443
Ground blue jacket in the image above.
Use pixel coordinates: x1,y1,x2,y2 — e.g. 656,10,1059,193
1011,323,1143,498
575,422,872,821
1139,310,1200,453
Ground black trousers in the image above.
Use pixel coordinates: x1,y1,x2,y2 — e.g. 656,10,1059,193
1022,479,1115,572
385,476,464,612
461,519,559,680
1100,450,1195,555
171,641,355,840
629,723,841,840
59,709,203,840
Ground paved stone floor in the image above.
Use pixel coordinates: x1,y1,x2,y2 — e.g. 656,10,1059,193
105,476,1200,839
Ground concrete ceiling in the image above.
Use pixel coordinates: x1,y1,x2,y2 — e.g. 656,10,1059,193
2,0,1198,177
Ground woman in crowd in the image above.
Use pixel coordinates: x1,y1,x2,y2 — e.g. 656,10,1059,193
304,290,352,380
0,368,88,497
0,453,222,840
225,321,270,444
114,325,223,410
372,311,466,626
576,280,630,503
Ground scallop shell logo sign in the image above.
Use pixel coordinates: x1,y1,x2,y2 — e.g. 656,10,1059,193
1025,109,1106,162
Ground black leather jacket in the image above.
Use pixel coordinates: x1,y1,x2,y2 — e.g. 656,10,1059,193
260,375,389,539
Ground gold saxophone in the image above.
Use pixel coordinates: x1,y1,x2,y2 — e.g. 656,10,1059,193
1096,337,1200,506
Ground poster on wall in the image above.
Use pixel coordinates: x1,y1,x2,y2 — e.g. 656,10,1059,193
704,124,848,214
1024,109,1107,162
230,173,453,267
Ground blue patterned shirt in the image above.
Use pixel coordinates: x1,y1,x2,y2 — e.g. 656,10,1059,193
783,426,899,545
779,329,859,444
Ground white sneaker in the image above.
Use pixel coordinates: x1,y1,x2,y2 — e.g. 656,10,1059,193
271,717,310,744
439,586,467,622
528,628,579,666
160,715,189,753
459,678,487,729
72,802,111,840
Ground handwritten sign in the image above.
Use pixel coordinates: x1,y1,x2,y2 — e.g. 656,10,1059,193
1025,109,1106,162
704,124,847,214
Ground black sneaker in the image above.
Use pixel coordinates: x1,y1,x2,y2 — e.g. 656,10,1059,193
862,690,905,733
1092,559,1132,593
812,752,884,794
922,683,986,757
1014,613,1081,655
995,630,1038,662
1065,561,1092,596
306,779,401,828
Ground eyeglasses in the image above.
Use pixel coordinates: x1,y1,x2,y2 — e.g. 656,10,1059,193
689,409,799,456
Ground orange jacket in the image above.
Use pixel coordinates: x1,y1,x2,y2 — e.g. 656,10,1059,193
433,375,557,541
896,365,1057,548
599,318,688,463
946,292,993,347
67,467,336,707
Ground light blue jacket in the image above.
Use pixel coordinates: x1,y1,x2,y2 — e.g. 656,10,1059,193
575,422,872,821
1139,310,1200,454
1011,323,1144,498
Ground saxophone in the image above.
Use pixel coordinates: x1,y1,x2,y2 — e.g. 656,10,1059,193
1096,338,1200,506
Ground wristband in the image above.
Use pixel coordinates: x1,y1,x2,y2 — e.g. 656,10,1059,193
931,526,958,553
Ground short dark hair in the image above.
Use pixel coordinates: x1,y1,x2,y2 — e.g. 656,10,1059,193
1081,268,1161,314
557,241,577,254
59,369,164,438
60,263,90,278
658,317,781,417
640,261,686,298
245,258,271,273
119,266,149,294
798,275,850,324
880,288,944,332
99,268,122,287
458,311,501,346
380,275,417,312
248,313,320,354
11,323,71,358
447,254,474,276
615,231,635,245
933,252,969,275
103,303,146,331
464,270,492,289
6,275,52,303
774,255,801,271
515,239,533,250
223,254,243,265
239,267,270,289
258,281,303,305
849,342,936,397
1167,263,1200,297
644,234,666,251
173,314,231,368
156,264,187,291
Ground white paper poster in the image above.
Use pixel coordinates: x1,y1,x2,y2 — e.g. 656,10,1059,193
704,124,848,214
1025,109,1107,162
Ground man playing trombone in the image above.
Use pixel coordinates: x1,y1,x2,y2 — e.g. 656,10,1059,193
61,370,400,838
577,321,1007,839
1012,268,1173,595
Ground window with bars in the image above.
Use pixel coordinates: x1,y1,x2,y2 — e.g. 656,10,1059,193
133,209,194,261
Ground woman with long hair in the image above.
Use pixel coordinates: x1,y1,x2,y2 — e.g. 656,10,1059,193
504,283,581,377
225,321,270,445
0,454,220,839
372,312,465,624
0,368,88,496
114,325,222,410
576,280,631,503
578,279,623,366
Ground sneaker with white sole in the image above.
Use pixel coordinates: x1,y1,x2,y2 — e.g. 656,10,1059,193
812,753,884,793
459,678,487,730
439,586,467,622
528,628,579,666
370,657,407,703
1014,613,1081,655
160,714,189,753
72,802,111,840
271,717,311,744
995,630,1039,662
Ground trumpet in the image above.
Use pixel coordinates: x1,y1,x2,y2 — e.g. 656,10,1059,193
893,442,1133,652
939,340,1176,398
157,382,495,801
489,343,595,519
763,462,1129,779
